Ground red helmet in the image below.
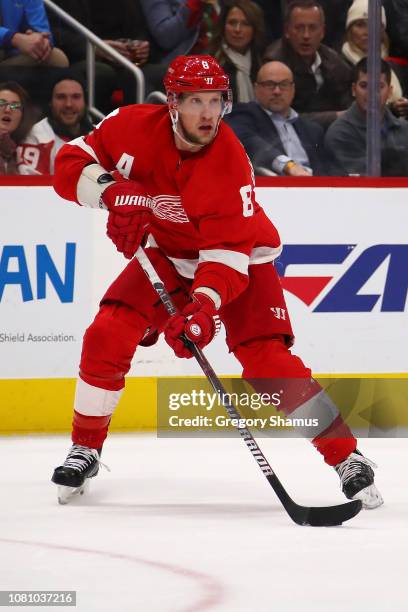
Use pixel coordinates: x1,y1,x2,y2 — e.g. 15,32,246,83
164,55,233,114
164,55,230,92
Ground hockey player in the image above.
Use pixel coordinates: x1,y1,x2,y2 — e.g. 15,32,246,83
51,55,382,508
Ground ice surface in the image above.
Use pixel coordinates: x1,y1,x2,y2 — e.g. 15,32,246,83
0,435,406,611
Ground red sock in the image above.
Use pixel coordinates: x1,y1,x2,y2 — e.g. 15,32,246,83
72,410,111,449
312,415,357,466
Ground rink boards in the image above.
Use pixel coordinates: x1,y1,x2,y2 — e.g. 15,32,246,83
1,177,407,432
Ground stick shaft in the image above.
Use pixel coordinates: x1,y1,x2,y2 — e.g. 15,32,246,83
135,247,274,476
133,247,363,526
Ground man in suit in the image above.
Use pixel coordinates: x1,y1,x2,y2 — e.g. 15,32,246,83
225,60,327,176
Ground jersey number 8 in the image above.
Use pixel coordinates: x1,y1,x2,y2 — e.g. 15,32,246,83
240,184,254,217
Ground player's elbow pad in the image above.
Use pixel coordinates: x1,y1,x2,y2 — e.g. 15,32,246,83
76,163,115,209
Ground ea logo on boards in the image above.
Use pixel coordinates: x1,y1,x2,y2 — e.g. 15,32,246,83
276,244,407,313
0,243,76,303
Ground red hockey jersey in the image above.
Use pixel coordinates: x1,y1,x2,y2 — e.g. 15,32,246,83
54,105,282,305
17,118,69,175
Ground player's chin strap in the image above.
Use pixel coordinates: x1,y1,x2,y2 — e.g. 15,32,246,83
169,109,207,150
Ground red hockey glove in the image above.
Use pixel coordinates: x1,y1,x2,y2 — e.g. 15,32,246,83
164,293,221,359
102,180,154,259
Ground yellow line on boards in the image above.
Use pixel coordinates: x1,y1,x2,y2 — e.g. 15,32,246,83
0,375,407,433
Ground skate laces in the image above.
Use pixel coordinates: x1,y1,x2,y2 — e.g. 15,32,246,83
335,452,377,486
64,445,110,473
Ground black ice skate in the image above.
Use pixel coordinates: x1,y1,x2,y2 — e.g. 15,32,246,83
51,444,102,504
335,450,383,509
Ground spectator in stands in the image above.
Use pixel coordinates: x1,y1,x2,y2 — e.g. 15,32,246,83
140,1,221,64
209,0,265,103
263,0,352,129
0,81,32,175
262,1,353,51
0,0,69,111
341,0,408,119
0,0,68,67
324,58,408,176
225,60,327,175
18,76,92,175
47,0,164,109
383,0,408,95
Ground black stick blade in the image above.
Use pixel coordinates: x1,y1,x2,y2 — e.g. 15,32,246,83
134,250,364,529
267,474,363,526
301,499,362,527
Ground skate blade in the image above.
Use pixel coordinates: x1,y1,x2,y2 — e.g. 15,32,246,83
57,480,90,505
353,484,384,509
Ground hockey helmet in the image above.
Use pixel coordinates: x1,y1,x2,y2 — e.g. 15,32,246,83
164,55,233,115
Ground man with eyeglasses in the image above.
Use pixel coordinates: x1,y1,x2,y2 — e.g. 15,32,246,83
263,0,352,130
225,61,327,176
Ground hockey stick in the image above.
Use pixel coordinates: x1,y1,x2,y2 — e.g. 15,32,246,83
135,247,362,526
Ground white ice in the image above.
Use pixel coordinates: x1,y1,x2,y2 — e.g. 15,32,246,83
0,434,406,612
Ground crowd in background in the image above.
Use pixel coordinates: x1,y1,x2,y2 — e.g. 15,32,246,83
1,0,408,177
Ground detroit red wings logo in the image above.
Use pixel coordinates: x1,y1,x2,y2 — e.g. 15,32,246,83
152,195,189,223
113,192,189,223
